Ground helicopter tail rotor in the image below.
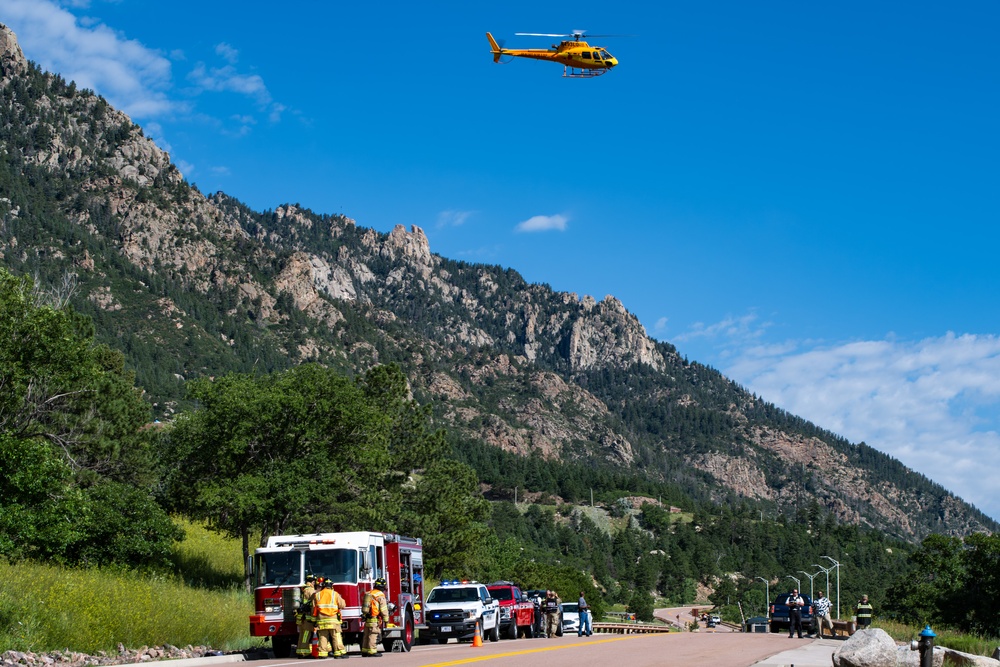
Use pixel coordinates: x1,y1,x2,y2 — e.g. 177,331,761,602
486,32,505,63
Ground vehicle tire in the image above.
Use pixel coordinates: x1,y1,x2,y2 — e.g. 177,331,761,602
522,623,533,639
271,636,294,659
383,608,414,653
489,619,500,642
436,637,449,645
506,620,517,640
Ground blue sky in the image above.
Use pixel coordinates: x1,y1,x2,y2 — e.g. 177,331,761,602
2,0,999,521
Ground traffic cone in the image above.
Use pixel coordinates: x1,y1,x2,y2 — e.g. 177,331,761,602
471,620,484,648
310,630,320,658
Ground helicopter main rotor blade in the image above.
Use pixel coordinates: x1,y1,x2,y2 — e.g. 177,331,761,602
515,32,571,37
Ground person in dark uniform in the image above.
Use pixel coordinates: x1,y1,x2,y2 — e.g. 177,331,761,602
787,589,805,639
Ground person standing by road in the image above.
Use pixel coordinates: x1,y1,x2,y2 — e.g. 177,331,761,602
315,579,348,659
577,591,592,637
787,589,805,639
296,575,319,658
543,590,561,638
812,591,833,639
361,578,390,657
855,595,873,628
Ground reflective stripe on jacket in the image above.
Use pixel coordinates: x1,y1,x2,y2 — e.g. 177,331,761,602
314,589,341,617
856,603,873,619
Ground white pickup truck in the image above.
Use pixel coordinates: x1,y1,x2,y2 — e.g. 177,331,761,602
421,581,500,644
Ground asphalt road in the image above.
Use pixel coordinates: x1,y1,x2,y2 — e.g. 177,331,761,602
239,631,810,667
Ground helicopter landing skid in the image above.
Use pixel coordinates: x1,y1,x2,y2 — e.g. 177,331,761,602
563,66,609,78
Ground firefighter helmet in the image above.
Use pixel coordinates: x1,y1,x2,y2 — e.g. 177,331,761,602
323,579,334,588
374,577,387,591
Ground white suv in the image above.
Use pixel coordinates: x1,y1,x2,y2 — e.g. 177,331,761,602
422,581,500,644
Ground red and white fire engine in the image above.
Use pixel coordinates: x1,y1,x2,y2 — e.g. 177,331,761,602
248,531,424,656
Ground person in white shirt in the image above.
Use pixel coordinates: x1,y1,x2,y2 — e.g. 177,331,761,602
813,591,833,639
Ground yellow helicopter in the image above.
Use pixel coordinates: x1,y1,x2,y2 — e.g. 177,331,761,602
486,31,620,78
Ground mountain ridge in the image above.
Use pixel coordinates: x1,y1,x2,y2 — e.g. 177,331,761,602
1,22,994,541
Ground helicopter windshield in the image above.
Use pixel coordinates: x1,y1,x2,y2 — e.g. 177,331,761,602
600,50,613,60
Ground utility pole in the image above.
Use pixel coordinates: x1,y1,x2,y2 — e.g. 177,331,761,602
755,577,770,617
799,571,818,600
823,556,841,619
812,564,833,602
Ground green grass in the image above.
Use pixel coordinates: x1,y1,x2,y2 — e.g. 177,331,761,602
0,519,258,654
170,517,245,589
876,620,1000,657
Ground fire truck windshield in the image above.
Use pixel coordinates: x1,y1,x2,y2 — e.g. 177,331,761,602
255,551,300,586
306,548,358,584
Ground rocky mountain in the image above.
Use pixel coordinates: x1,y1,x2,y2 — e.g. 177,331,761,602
1,23,994,542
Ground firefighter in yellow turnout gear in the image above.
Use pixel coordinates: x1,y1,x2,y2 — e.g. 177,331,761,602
296,575,318,658
314,579,348,659
361,578,390,657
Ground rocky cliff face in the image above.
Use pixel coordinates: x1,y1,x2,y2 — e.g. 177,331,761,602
0,23,993,540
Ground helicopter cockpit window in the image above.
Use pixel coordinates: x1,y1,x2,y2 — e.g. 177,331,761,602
600,51,612,60
592,52,602,60
581,52,592,59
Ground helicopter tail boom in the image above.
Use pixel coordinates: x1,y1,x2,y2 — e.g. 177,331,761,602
486,32,503,63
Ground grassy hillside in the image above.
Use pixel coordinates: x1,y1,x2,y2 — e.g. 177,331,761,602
0,521,254,654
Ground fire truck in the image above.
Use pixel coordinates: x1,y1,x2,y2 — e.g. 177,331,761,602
248,531,424,656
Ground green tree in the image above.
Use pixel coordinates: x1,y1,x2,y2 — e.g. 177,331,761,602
160,363,452,587
961,533,1000,635
0,268,173,566
885,534,964,626
398,459,491,579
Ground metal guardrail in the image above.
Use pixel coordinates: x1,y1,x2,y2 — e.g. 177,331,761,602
594,622,674,634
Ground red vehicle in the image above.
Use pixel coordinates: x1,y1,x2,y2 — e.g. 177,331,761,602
486,581,537,639
248,532,424,656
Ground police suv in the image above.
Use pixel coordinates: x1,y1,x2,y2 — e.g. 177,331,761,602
421,581,500,644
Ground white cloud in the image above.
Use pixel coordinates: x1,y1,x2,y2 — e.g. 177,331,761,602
437,210,474,228
0,0,177,118
214,42,239,64
676,310,771,347
654,317,669,334
175,159,194,178
187,62,271,104
722,332,1000,521
515,214,568,233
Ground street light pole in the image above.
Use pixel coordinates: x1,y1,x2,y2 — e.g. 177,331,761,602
786,575,801,591
812,564,832,598
799,571,818,600
823,556,841,619
756,577,770,617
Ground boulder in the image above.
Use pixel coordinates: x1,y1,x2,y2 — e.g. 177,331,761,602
941,647,1000,667
833,628,902,667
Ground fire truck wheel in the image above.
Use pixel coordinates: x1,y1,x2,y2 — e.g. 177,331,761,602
384,609,414,653
271,636,294,658
506,621,517,640
522,623,534,639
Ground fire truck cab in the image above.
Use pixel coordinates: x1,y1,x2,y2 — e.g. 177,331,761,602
249,531,424,656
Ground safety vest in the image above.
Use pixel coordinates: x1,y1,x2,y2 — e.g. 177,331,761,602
856,603,873,619
365,589,386,619
544,597,560,614
314,588,341,618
